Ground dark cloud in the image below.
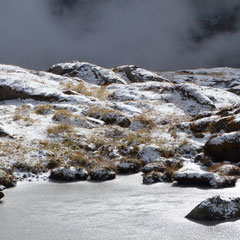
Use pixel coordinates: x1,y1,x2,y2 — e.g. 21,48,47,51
0,0,240,71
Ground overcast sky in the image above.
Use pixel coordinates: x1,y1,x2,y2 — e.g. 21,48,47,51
0,0,240,71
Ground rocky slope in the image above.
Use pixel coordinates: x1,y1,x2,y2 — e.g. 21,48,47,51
0,62,240,194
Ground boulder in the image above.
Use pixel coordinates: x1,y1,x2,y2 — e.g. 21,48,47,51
116,159,141,174
143,171,169,184
139,145,162,164
142,162,166,174
90,167,116,181
186,196,240,221
0,191,4,200
204,131,240,162
50,166,88,181
84,107,131,128
174,163,237,188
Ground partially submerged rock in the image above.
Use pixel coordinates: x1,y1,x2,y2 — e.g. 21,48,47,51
90,167,116,181
0,191,4,200
143,171,169,184
186,196,240,221
0,169,16,188
174,163,237,188
50,166,88,181
142,158,182,184
116,159,142,174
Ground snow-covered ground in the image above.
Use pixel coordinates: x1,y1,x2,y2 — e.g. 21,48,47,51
0,62,240,190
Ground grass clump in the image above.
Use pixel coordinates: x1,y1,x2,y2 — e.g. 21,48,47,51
47,123,75,135
34,104,54,115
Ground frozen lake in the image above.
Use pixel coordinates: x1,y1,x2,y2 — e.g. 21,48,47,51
1,174,240,240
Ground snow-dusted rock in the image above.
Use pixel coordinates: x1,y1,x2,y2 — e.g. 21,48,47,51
186,196,240,221
84,107,131,128
0,185,6,191
204,131,240,162
209,164,240,176
47,62,127,86
143,171,169,184
116,159,141,174
90,167,116,181
142,162,166,174
174,163,237,188
50,166,88,181
113,65,169,83
140,145,163,164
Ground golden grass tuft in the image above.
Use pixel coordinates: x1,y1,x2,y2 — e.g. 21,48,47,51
34,104,53,115
47,123,75,135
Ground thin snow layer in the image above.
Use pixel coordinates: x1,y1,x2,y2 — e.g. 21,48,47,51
49,62,127,85
114,65,170,84
188,195,240,220
0,63,240,185
0,64,96,104
175,163,235,188
162,67,240,91
208,131,240,145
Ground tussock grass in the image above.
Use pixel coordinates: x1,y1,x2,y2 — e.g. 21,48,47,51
47,123,75,135
63,82,109,100
34,104,53,115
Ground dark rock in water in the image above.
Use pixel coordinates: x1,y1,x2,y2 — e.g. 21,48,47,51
116,159,141,174
0,170,16,188
0,191,4,200
204,131,240,163
50,166,88,181
90,168,116,181
186,196,240,221
174,165,237,188
143,171,169,184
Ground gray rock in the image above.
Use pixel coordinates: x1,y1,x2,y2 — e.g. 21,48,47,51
186,196,240,221
90,168,116,181
50,166,88,181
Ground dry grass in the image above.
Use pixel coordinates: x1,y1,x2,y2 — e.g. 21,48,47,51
63,82,109,100
53,109,73,120
47,123,75,135
13,105,35,123
34,104,53,115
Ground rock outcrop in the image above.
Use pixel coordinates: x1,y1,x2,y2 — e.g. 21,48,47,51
186,196,240,221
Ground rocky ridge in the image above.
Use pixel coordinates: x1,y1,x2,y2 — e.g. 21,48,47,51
0,62,240,197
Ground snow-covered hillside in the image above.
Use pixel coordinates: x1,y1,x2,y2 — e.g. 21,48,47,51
0,62,240,190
